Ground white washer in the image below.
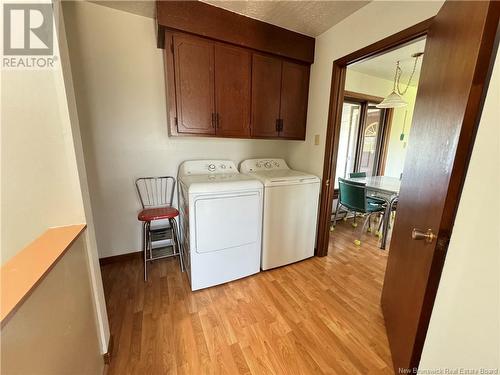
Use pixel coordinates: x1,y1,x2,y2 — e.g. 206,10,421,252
240,158,320,270
178,160,263,290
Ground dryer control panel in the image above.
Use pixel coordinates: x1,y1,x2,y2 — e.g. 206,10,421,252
179,160,237,176
240,158,289,173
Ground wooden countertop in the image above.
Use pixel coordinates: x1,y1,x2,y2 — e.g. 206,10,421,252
1,224,86,325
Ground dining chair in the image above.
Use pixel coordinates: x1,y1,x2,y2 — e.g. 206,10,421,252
331,171,384,230
135,176,184,281
346,172,367,227
333,178,386,246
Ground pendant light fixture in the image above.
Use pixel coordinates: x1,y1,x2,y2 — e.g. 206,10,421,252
377,52,423,109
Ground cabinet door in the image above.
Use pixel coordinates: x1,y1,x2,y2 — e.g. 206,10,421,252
173,34,215,135
214,44,251,137
280,61,309,139
251,54,282,138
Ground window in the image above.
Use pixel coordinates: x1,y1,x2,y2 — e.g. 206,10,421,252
335,102,361,189
333,93,391,190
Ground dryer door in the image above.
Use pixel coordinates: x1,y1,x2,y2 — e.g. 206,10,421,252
193,192,261,253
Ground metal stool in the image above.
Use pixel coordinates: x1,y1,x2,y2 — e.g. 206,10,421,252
135,176,184,281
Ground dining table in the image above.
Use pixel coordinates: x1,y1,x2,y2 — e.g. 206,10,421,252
347,175,401,250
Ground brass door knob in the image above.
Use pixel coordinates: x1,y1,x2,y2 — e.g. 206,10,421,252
412,228,437,243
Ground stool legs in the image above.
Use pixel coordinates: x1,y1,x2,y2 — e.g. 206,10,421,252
169,217,184,272
143,217,184,282
143,221,149,281
148,221,153,281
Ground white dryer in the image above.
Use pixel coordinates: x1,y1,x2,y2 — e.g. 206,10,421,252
178,160,263,290
240,158,320,270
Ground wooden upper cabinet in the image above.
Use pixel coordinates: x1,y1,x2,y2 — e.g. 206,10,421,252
173,34,215,135
214,44,251,137
251,55,309,140
159,3,315,140
251,54,282,138
166,31,310,140
280,61,309,139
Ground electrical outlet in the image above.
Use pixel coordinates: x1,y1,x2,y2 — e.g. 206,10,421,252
314,134,320,145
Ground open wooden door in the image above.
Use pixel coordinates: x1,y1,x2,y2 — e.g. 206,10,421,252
381,1,499,372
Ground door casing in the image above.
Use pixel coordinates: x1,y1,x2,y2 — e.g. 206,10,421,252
316,18,433,258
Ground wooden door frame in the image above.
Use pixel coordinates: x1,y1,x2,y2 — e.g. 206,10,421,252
316,18,433,257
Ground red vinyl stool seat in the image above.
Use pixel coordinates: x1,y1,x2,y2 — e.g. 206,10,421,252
138,207,179,222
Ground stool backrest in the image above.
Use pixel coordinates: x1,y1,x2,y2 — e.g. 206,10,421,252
338,177,366,212
135,176,175,209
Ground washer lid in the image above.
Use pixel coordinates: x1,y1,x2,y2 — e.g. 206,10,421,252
180,173,262,194
244,169,320,186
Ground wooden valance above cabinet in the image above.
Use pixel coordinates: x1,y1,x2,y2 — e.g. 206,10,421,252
157,1,314,140
156,1,315,63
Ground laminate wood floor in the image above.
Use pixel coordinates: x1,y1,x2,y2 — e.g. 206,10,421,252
101,219,393,374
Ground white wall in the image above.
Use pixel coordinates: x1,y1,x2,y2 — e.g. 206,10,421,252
1,45,84,264
287,0,444,178
63,1,296,258
420,48,500,371
345,69,418,178
55,0,111,354
1,0,110,355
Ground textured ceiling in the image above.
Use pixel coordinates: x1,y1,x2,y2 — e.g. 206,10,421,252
90,1,370,37
349,38,427,86
202,1,370,36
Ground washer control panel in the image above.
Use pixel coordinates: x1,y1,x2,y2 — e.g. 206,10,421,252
240,158,289,173
179,160,237,176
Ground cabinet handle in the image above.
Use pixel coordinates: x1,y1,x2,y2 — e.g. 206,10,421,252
211,113,216,128
276,119,283,132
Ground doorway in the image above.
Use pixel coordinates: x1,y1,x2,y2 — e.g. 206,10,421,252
330,37,425,248
315,2,498,372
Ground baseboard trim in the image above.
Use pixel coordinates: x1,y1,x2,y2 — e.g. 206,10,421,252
99,251,141,266
103,334,114,365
